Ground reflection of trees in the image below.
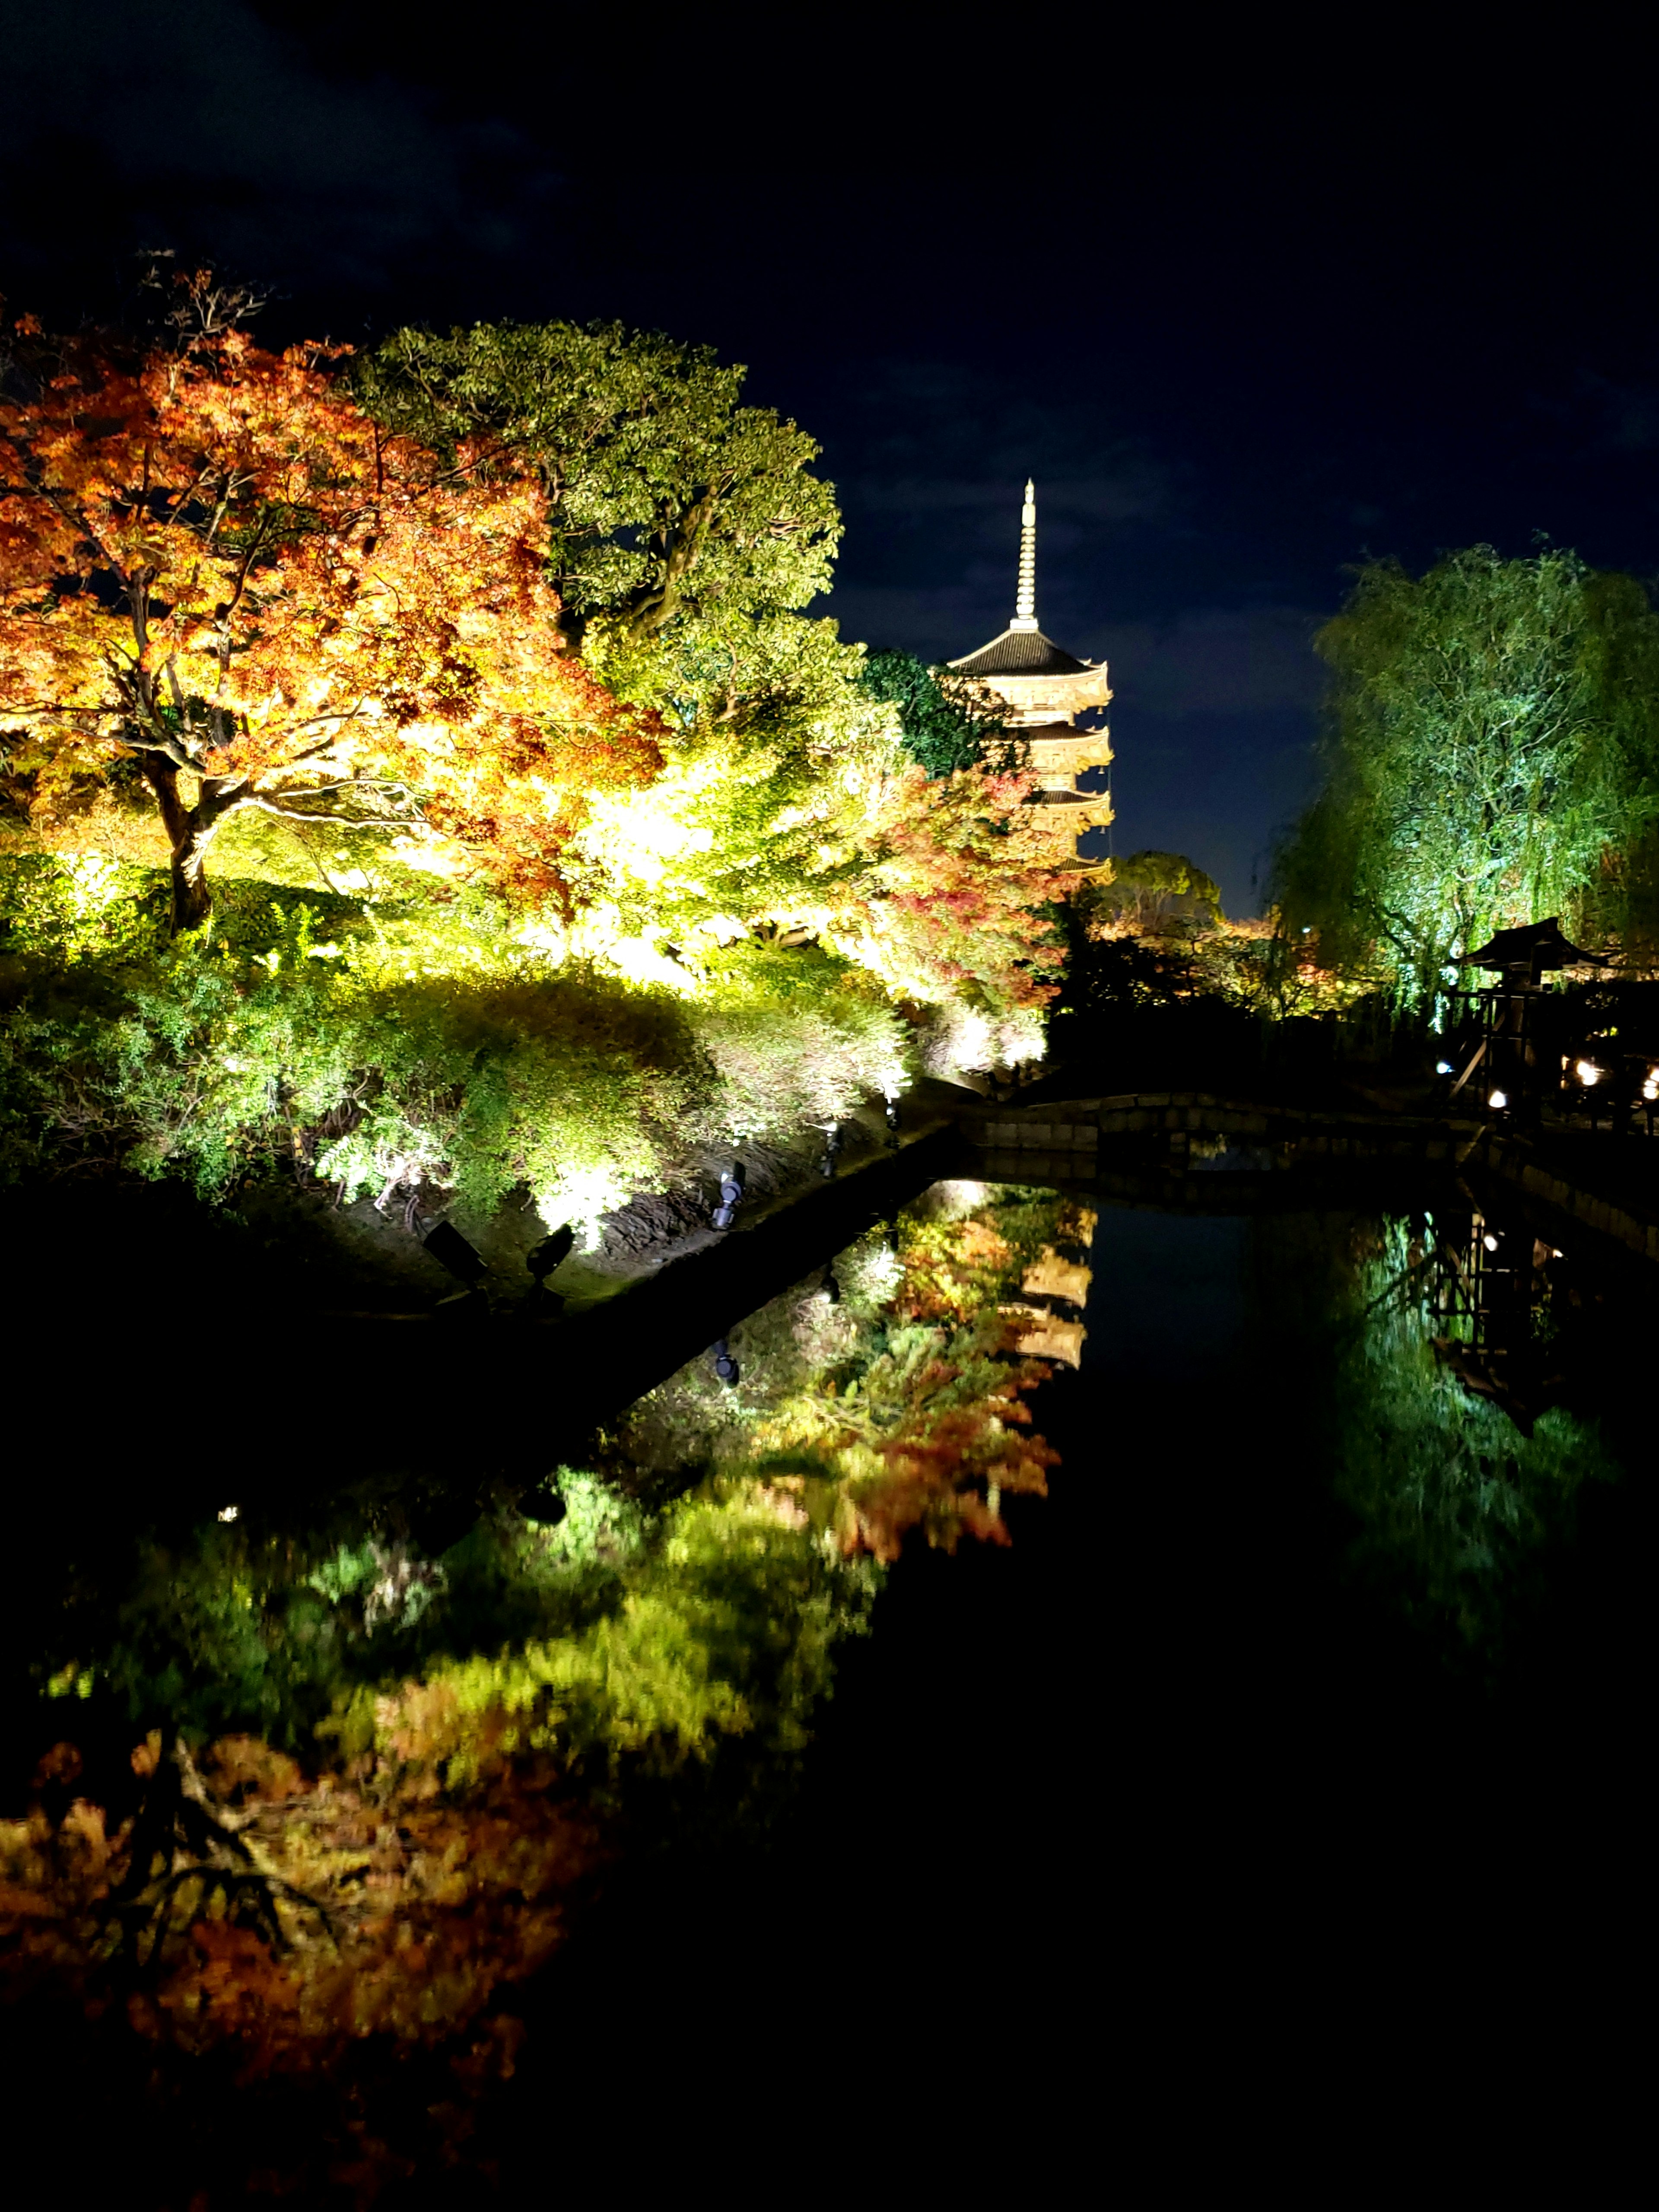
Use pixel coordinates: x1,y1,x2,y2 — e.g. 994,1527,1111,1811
1331,1221,1616,1655
2,1183,1068,2158
617,1188,1084,1558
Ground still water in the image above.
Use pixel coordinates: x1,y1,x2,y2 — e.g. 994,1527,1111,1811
1,1179,1647,2193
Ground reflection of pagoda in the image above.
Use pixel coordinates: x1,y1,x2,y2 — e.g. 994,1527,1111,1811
948,481,1113,864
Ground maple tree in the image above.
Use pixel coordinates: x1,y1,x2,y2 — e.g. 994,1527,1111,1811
827,761,1072,1019
0,284,662,930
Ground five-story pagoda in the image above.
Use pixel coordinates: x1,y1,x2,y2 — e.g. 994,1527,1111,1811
948,481,1113,863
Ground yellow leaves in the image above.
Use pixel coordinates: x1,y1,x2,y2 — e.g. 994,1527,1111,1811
1,319,666,905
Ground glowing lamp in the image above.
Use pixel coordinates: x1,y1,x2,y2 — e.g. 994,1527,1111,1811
1576,1059,1600,1086
1435,1061,1453,1076
1488,1089,1508,1109
1483,1233,1500,1252
218,1505,239,1522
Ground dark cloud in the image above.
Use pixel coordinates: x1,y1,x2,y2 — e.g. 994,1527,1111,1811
0,0,559,309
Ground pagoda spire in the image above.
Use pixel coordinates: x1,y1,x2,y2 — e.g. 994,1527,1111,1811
1012,478,1039,632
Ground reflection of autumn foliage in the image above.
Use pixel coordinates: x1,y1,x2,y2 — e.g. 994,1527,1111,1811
898,1211,1023,1324
820,1204,1070,1559
847,1360,1058,1561
1,1729,597,2085
728,1198,1080,1560
1,1185,1071,2188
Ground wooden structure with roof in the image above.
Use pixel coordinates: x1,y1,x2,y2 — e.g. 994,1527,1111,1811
947,481,1113,864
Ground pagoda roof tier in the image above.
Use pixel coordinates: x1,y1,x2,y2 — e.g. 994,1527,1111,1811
1022,720,1111,748
1459,916,1610,975
949,626,1094,678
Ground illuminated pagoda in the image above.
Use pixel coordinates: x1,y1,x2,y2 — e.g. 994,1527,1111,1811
948,480,1113,863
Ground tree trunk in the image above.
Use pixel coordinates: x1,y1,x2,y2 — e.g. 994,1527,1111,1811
142,758,217,932
623,487,718,639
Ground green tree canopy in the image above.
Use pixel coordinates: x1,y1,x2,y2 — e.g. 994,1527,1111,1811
1088,849,1224,932
352,321,841,654
855,648,1006,777
354,321,909,937
1273,548,1659,1004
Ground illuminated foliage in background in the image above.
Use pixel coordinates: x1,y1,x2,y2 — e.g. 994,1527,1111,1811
0,288,662,933
1062,859,1365,1026
1085,849,1223,935
1273,549,1659,1005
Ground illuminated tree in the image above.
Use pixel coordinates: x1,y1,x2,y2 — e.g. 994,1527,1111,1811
0,290,662,929
828,762,1071,1018
355,317,1068,1043
856,648,1006,778
1084,848,1223,934
352,319,839,655
1274,548,1659,1002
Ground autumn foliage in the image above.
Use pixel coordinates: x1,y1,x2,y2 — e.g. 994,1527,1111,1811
0,1187,1077,2188
846,760,1072,1017
0,291,661,926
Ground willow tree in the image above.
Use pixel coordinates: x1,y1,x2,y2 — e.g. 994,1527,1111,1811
1274,548,1659,1004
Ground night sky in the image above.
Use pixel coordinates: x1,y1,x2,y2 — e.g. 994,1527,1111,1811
5,5,1656,911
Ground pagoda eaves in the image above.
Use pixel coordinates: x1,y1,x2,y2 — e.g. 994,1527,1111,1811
946,482,1112,862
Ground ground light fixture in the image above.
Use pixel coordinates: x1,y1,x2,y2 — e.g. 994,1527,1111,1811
1488,1089,1508,1108
1576,1059,1601,1085
1436,1060,1453,1075
1484,1233,1500,1251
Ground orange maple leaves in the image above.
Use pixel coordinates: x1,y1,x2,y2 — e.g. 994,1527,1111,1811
0,314,663,911
840,762,1073,1014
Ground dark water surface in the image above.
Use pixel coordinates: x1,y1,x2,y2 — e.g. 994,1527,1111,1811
485,1193,1653,2177
2,1182,1648,2194
512,1197,1652,2177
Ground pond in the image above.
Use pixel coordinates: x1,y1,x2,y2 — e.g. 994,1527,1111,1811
1,1175,1648,2195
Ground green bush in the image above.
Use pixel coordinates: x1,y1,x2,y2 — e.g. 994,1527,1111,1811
0,855,911,1234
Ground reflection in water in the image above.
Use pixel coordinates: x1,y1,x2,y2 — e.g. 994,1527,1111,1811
0,1182,1089,2178
2,1182,1635,2183
1328,1213,1618,1657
